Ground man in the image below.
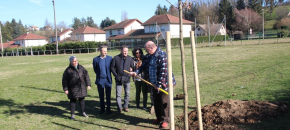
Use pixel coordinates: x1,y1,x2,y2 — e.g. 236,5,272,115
111,45,134,113
93,45,112,114
129,41,176,129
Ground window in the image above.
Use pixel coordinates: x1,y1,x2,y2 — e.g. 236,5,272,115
118,30,121,34
109,31,112,35
198,28,200,31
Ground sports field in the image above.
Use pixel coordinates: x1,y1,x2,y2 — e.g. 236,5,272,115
0,42,290,129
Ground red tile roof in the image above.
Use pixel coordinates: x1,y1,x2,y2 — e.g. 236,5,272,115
70,26,105,35
142,14,194,26
3,41,18,48
13,33,46,40
107,29,160,40
50,29,73,37
103,19,142,30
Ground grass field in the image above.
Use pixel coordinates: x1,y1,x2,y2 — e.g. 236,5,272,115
1,42,290,129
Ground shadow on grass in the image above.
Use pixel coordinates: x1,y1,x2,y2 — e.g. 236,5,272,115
52,122,81,130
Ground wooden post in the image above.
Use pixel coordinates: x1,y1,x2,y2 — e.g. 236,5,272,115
178,0,188,129
79,49,81,54
166,31,175,130
190,31,203,130
72,49,73,54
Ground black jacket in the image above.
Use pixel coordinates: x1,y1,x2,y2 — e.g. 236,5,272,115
62,64,91,99
110,54,134,84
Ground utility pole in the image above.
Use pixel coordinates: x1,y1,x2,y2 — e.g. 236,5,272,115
52,0,58,54
0,24,3,57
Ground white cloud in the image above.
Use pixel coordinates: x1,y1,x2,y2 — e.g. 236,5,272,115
29,0,44,6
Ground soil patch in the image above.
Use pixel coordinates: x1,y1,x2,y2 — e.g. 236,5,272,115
176,99,290,130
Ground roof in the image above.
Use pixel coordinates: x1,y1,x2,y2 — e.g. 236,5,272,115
70,26,105,35
197,24,224,35
50,29,73,37
107,29,160,40
3,41,18,48
13,33,46,40
142,14,194,26
30,26,39,28
103,19,142,30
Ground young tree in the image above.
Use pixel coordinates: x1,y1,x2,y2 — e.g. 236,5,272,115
3,21,13,42
237,0,246,10
121,10,128,21
71,17,82,30
57,21,68,31
219,0,236,33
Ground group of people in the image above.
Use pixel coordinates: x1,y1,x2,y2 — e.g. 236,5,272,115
62,41,176,129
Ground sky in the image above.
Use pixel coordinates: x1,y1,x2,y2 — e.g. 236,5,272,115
0,0,177,28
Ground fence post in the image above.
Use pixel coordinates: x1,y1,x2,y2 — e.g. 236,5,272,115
64,49,66,54
44,51,45,55
50,50,52,55
87,48,89,54
79,49,81,54
96,48,97,53
72,49,73,54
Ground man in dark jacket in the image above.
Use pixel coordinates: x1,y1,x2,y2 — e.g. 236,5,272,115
62,56,91,120
93,45,112,114
110,45,134,113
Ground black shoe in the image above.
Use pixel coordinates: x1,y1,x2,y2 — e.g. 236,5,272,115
99,110,105,114
106,110,112,114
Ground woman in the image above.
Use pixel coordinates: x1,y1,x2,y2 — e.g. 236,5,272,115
62,56,91,120
132,48,148,110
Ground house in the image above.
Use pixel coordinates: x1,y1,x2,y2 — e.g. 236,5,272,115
70,26,106,42
195,24,226,36
3,41,19,49
142,14,194,39
43,26,52,31
13,32,47,47
28,26,39,31
105,14,194,44
104,19,144,42
49,29,73,43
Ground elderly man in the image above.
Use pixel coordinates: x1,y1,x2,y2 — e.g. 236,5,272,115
93,45,112,114
111,45,134,113
129,41,176,129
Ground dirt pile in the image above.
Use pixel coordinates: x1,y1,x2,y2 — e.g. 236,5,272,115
176,100,290,130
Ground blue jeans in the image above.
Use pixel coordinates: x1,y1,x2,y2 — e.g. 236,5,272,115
97,78,112,112
116,82,130,110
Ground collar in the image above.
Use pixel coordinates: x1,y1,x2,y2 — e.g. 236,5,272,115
100,55,106,59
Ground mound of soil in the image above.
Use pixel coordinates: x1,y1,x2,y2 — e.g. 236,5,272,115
176,100,290,130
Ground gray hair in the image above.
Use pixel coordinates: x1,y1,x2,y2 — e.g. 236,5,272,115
99,45,107,51
69,55,77,62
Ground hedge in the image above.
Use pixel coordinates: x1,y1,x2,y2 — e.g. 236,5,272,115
171,35,229,46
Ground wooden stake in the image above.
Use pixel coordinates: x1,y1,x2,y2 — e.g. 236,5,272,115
166,31,174,130
190,31,203,130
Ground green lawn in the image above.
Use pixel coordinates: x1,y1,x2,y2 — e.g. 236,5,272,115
1,43,290,129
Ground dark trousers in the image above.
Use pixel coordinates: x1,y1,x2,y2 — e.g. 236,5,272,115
97,78,112,112
153,89,169,123
135,81,148,108
70,97,85,114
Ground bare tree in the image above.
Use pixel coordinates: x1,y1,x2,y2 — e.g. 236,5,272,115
234,8,262,33
57,21,68,31
43,18,53,40
121,10,128,21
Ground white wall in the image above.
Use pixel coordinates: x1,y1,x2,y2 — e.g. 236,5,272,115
18,39,47,47
195,27,207,36
124,21,144,34
83,34,106,42
169,24,192,38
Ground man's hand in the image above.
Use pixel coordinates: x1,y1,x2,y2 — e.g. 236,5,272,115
130,67,133,72
129,72,137,77
64,90,69,95
87,86,91,90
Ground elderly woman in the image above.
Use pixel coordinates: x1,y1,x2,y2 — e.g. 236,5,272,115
132,48,148,110
62,56,91,120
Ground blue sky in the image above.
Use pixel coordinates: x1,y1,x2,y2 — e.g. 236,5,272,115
0,0,177,28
